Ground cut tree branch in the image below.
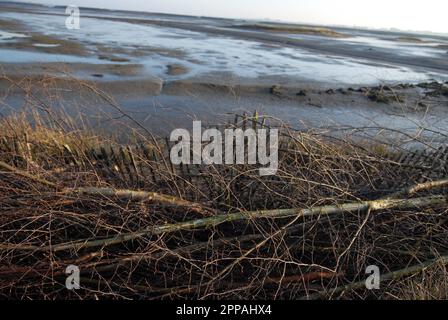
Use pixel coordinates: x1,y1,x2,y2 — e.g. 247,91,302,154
1,194,445,252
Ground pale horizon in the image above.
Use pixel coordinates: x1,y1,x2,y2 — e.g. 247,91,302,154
7,0,448,34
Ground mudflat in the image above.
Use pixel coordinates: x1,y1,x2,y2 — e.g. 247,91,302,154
1,1,447,141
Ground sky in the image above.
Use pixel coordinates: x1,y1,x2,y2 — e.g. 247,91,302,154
11,0,448,33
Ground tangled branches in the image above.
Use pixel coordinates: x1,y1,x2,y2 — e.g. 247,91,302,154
0,111,447,300
1,76,447,299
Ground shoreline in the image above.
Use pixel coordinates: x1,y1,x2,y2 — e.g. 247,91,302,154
1,2,447,142
2,72,447,146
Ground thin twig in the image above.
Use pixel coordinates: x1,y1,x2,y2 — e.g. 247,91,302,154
301,254,448,300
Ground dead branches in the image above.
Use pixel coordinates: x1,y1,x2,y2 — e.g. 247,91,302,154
71,187,213,214
1,108,448,299
388,178,448,198
0,160,212,212
302,254,448,300
1,194,445,252
0,160,56,188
